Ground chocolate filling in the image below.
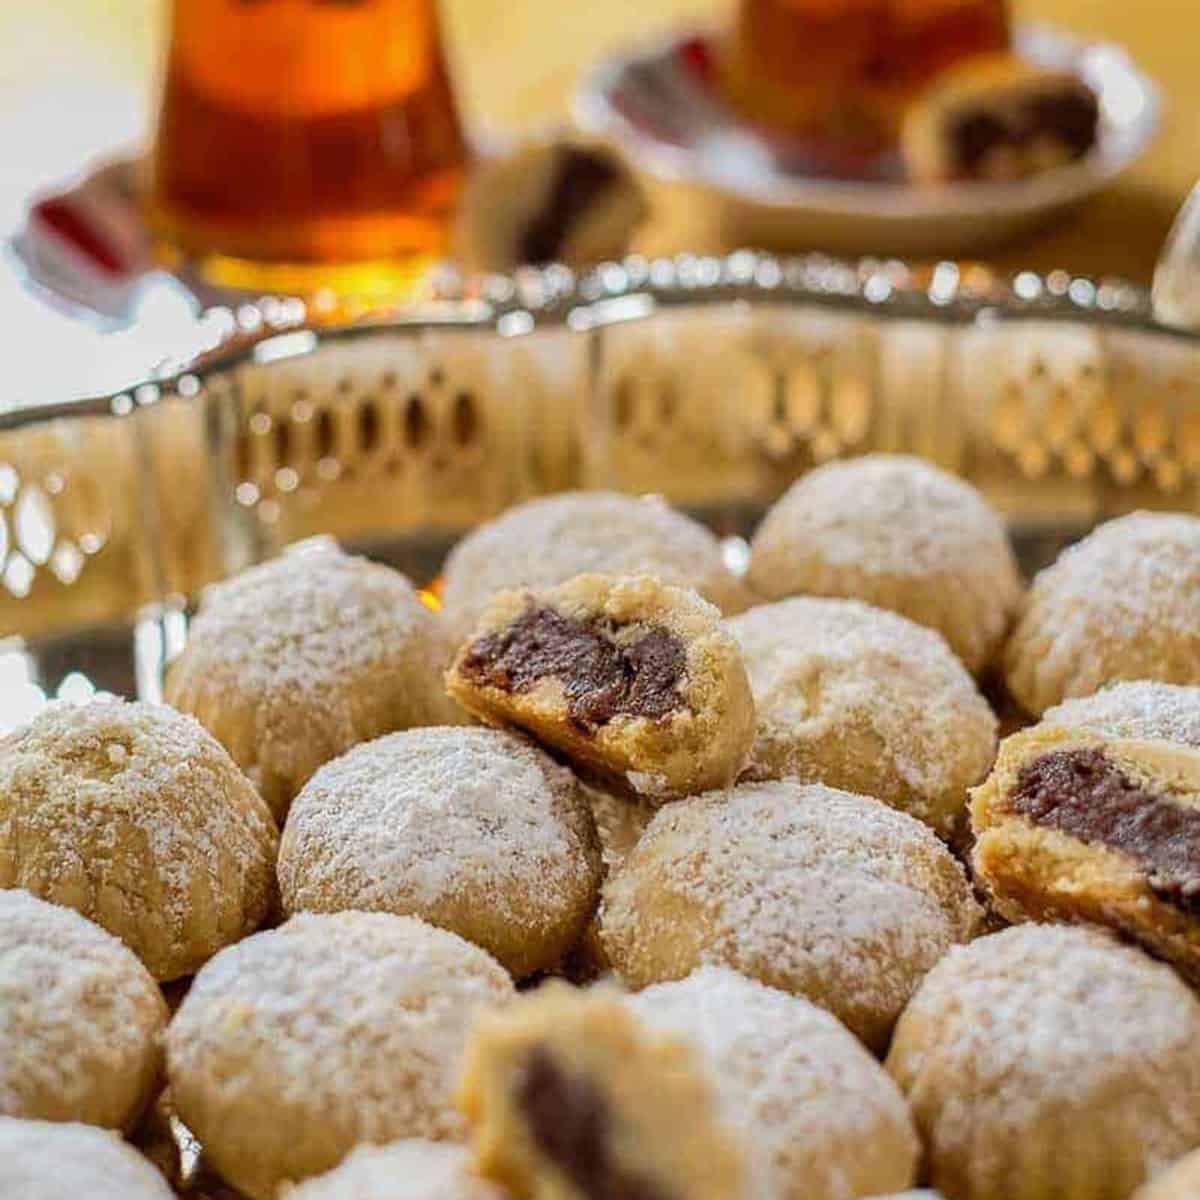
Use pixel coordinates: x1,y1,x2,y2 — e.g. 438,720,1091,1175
1010,748,1200,915
516,1046,675,1200
460,605,687,730
949,86,1099,172
519,148,621,265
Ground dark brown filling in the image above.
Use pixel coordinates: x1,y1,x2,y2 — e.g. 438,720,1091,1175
519,148,621,265
1011,748,1200,915
516,1046,675,1200
950,87,1099,171
460,605,687,731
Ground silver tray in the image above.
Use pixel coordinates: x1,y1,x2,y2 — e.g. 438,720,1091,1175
1,249,1198,730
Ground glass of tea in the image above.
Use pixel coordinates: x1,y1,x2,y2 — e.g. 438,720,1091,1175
149,0,469,297
725,0,1010,154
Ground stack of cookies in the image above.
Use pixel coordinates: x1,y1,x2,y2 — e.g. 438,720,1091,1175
5,457,1200,1200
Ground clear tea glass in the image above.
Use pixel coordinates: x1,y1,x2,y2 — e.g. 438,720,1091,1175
150,0,468,296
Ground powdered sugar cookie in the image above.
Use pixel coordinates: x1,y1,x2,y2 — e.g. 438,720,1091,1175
627,967,919,1200
0,699,278,981
290,1140,505,1200
1005,513,1200,715
0,1116,174,1200
459,982,747,1200
440,491,750,642
279,727,601,977
447,574,755,802
166,912,514,1200
166,542,458,821
728,597,996,833
0,890,166,1130
1044,681,1200,747
887,926,1200,1200
748,455,1022,673
600,781,980,1049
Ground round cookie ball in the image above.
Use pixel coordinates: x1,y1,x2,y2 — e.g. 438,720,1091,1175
1136,1150,1200,1200
290,1140,506,1200
627,967,920,1200
600,781,981,1050
279,727,601,977
440,491,751,641
1043,681,1200,748
886,925,1200,1200
165,542,459,822
1005,512,1200,716
728,596,997,833
0,1116,174,1200
0,890,167,1130
0,699,278,981
166,911,515,1200
747,455,1022,673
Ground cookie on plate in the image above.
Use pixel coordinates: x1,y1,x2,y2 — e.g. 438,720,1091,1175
1005,513,1200,716
0,889,166,1130
447,574,755,802
971,723,1200,980
0,699,278,981
167,912,515,1200
747,455,1022,673
627,967,919,1200
728,596,996,834
600,780,980,1050
166,541,459,821
440,491,750,642
279,726,601,978
887,925,1200,1200
459,982,747,1200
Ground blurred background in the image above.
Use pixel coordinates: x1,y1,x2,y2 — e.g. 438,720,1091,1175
0,0,1194,404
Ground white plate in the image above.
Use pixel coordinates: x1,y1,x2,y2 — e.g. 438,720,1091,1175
574,24,1162,257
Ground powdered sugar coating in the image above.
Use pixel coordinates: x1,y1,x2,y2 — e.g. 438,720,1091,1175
167,911,514,1200
0,699,278,981
1044,681,1200,748
0,1117,175,1199
728,597,996,832
601,781,980,1049
290,1140,505,1200
748,455,1022,673
1006,513,1200,715
628,967,919,1200
279,727,601,977
1135,1147,1200,1199
166,542,459,821
0,890,166,1129
440,491,750,640
887,925,1200,1200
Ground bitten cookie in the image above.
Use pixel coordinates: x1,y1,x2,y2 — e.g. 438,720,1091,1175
887,926,1200,1200
971,723,1200,981
627,967,920,1200
747,455,1022,673
458,982,747,1200
279,727,601,977
1005,513,1200,715
0,890,166,1130
166,541,458,821
1044,682,1200,748
0,699,278,981
903,54,1099,184
440,491,750,642
728,596,997,833
0,1116,175,1200
447,574,755,802
600,781,980,1050
167,912,515,1200
289,1141,506,1200
1136,1150,1200,1200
